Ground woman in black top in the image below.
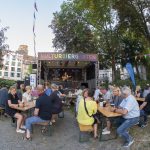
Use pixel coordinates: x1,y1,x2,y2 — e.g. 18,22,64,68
50,84,63,123
6,86,25,133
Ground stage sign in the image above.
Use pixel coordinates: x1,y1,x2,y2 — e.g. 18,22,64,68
38,53,98,62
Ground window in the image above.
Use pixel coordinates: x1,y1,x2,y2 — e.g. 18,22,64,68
5,66,8,71
6,54,10,59
5,61,9,65
0,71,2,76
11,67,15,71
11,72,15,77
12,55,16,60
18,62,21,67
17,73,20,77
4,72,8,77
17,68,21,72
11,62,15,66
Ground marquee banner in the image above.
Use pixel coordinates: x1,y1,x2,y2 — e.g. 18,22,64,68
38,53,98,62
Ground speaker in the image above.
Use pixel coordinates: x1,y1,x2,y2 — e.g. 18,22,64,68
81,83,88,88
16,80,24,89
32,64,37,69
24,77,30,86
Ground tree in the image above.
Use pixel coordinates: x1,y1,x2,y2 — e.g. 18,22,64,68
114,0,150,43
50,0,150,81
0,23,8,68
114,0,150,79
50,1,98,53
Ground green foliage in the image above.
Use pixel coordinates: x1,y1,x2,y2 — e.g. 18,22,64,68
50,1,98,53
50,0,150,81
112,78,150,89
0,22,9,68
0,78,16,88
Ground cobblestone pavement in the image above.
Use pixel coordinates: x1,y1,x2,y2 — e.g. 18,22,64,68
0,111,149,150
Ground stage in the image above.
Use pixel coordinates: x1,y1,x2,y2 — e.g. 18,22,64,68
37,53,99,89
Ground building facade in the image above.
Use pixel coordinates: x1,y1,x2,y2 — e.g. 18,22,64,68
0,50,23,80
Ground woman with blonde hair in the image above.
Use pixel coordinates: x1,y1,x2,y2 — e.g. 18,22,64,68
102,87,124,135
135,85,142,98
5,86,26,133
22,86,32,103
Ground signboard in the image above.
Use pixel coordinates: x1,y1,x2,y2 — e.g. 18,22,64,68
30,74,36,88
38,53,98,62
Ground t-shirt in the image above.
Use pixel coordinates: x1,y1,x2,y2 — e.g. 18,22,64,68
5,93,19,116
119,95,140,119
144,93,150,113
77,98,97,125
22,92,32,102
35,93,53,120
45,88,52,96
94,89,102,101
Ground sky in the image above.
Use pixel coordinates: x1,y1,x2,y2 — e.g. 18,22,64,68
0,0,65,56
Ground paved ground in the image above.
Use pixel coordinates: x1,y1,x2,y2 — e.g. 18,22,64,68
0,111,150,150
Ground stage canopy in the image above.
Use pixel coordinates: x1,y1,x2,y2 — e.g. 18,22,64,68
38,52,98,68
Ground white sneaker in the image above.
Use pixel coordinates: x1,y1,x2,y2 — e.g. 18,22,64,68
102,130,111,135
16,129,25,133
123,139,134,147
21,125,26,129
102,127,108,132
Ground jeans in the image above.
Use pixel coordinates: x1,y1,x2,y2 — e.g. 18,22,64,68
117,117,139,143
140,110,147,124
25,116,48,132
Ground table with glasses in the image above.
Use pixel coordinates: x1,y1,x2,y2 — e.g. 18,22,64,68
15,101,36,116
98,105,122,141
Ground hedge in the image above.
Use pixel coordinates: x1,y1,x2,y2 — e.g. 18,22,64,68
0,78,16,89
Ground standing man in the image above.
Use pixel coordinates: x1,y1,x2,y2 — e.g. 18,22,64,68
93,86,102,102
24,85,53,140
111,87,140,148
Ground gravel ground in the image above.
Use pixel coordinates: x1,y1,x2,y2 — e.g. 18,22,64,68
0,111,149,150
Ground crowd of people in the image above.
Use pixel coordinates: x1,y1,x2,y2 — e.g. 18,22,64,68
76,84,150,148
0,82,64,140
0,82,150,147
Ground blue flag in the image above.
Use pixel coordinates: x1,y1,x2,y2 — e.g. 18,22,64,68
126,63,136,88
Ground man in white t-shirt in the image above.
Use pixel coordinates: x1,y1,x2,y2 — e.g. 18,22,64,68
94,86,102,101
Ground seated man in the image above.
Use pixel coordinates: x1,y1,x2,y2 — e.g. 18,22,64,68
139,93,150,127
111,87,140,148
24,85,53,140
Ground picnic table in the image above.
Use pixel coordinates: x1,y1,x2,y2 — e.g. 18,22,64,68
15,101,35,116
65,95,77,105
97,105,122,141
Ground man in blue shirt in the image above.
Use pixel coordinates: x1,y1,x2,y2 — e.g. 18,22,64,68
111,87,140,148
24,85,53,140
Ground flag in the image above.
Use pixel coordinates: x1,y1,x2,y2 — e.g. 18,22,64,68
33,12,36,19
34,2,38,12
125,63,136,88
33,24,35,33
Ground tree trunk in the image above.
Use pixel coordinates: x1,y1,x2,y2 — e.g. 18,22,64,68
111,56,116,82
135,63,140,79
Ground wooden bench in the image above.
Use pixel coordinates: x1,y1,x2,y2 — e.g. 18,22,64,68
78,123,93,142
32,121,52,136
